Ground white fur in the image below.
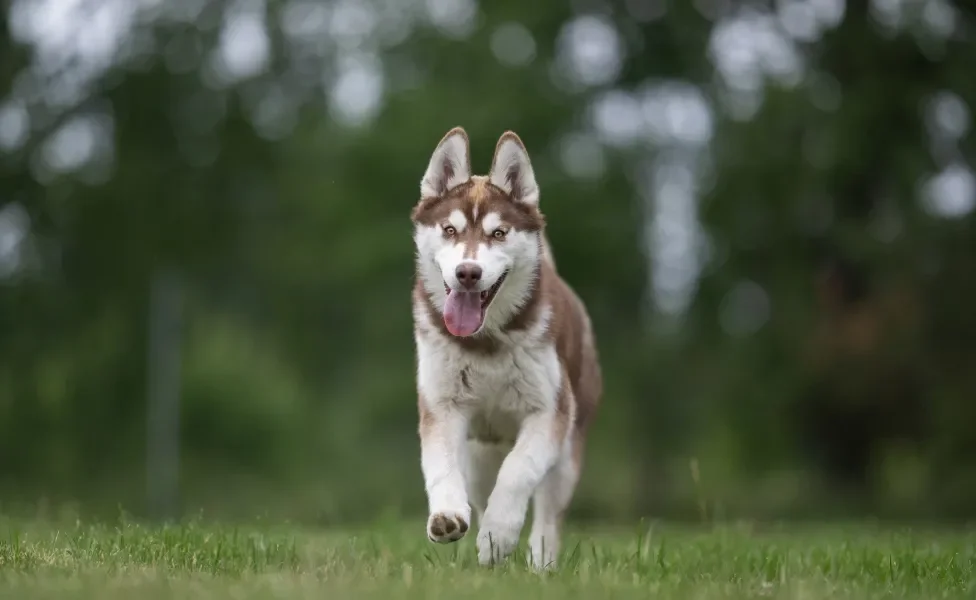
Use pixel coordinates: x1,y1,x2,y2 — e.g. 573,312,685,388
489,137,539,206
419,405,470,544
448,209,467,232
481,211,502,234
414,223,540,330
421,131,471,198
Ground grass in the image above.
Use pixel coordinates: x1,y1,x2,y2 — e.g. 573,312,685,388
0,516,974,598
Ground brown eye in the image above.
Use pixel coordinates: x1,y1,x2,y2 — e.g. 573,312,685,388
492,229,506,240
444,226,456,236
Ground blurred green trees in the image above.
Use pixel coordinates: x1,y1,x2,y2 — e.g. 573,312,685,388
0,0,974,522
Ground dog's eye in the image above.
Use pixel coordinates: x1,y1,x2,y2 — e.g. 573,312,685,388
492,229,506,240
443,226,456,236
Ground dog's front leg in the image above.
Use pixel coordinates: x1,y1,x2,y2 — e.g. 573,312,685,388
477,409,561,565
420,402,471,544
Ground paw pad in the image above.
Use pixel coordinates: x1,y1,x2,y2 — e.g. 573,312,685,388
427,512,468,543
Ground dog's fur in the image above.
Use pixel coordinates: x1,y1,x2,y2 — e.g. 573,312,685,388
411,127,603,568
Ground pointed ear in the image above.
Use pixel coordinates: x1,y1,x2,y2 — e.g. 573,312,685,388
420,127,471,198
488,131,539,206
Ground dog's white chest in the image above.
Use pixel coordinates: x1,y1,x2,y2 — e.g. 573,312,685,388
416,333,562,444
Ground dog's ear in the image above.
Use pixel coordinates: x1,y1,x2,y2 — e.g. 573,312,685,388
488,131,539,207
420,127,471,198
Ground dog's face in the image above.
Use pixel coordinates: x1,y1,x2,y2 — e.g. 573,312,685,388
412,128,545,337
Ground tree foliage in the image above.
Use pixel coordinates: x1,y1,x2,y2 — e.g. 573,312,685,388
0,0,974,521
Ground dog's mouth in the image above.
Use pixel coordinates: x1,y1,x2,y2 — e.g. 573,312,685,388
442,271,507,308
442,271,508,337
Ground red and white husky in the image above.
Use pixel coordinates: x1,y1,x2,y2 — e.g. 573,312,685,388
411,127,603,568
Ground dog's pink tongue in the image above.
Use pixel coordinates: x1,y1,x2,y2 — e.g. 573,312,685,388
444,290,483,337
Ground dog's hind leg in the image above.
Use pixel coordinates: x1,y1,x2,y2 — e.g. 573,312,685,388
465,440,507,524
528,443,580,570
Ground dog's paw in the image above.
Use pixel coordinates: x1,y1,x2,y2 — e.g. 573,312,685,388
528,534,560,571
426,511,469,544
476,515,521,565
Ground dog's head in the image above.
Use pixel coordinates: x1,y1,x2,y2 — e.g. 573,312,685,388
412,127,545,338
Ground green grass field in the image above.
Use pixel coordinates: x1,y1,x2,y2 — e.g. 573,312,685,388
0,517,974,599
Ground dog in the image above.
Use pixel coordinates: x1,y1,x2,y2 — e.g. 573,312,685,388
410,127,603,568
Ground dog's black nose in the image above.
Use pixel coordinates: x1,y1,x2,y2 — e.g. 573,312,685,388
455,264,482,289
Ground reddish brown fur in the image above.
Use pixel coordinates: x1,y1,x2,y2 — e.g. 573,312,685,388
411,177,546,232
532,256,603,464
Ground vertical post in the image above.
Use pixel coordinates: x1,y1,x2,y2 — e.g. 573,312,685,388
146,268,183,520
